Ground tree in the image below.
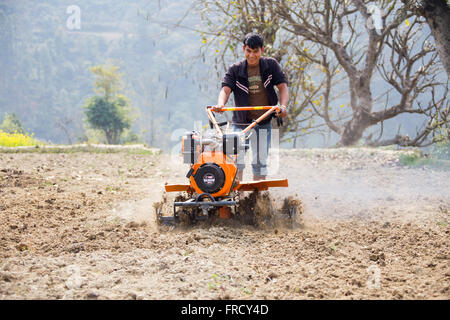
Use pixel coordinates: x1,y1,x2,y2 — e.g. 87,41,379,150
89,64,122,101
83,64,132,144
401,0,450,75
274,0,448,146
184,0,341,146
179,0,448,148
1,112,25,134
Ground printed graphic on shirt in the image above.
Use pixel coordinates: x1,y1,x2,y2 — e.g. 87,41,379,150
249,75,263,94
247,64,269,121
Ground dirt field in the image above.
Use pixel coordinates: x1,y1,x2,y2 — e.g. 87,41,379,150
0,148,449,300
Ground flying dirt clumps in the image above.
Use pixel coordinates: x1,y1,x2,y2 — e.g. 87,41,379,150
154,192,201,228
154,190,303,230
237,191,303,228
153,192,171,221
281,196,303,218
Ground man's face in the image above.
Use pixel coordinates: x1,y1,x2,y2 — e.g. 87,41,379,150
243,45,264,66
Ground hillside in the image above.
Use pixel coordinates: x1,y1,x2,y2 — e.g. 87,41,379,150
0,0,213,150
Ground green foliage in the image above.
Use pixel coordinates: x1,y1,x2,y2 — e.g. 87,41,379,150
399,152,450,170
89,64,122,100
432,140,450,160
399,153,427,166
83,64,132,144
83,95,131,144
0,1,206,150
78,128,105,144
120,129,143,144
1,113,25,134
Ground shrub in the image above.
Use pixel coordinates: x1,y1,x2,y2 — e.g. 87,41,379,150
0,130,40,147
0,113,25,134
432,141,450,160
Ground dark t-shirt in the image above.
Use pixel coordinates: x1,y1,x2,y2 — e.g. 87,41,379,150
246,64,270,121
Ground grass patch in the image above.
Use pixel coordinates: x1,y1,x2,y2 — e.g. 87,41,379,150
0,143,161,155
399,153,450,170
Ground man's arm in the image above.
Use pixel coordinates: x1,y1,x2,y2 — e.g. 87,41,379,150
276,82,289,118
213,86,232,113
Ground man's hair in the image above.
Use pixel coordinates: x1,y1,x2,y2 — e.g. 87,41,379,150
243,33,264,49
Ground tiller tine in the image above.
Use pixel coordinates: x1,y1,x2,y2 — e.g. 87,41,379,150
164,184,193,193
234,178,288,191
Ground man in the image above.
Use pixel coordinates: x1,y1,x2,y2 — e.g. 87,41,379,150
214,32,289,181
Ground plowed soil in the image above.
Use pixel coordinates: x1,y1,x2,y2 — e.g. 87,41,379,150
0,148,448,299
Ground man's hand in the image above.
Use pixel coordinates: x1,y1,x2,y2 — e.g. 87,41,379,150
276,104,287,118
214,87,231,114
212,105,225,113
276,83,288,118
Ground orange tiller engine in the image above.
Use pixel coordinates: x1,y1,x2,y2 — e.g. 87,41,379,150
160,105,289,225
